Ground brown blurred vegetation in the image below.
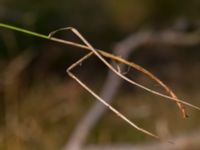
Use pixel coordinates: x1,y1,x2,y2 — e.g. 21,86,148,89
0,0,200,150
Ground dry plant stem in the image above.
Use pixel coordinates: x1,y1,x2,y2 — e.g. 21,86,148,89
64,43,133,150
51,30,186,114
66,52,160,140
64,31,189,149
59,27,160,140
49,27,200,141
114,54,187,117
49,28,200,115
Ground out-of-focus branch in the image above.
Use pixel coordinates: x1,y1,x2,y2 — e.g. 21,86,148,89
63,25,200,150
145,29,200,47
63,31,150,150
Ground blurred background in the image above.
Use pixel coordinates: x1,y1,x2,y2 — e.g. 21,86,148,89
0,0,200,149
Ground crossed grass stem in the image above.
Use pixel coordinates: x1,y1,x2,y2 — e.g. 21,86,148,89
1,23,200,141
49,27,196,141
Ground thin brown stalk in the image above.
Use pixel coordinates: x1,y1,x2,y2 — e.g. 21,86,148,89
66,52,160,140
49,27,199,141
48,28,200,115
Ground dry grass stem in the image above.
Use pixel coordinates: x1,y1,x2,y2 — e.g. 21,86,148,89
48,27,200,140
49,28,200,114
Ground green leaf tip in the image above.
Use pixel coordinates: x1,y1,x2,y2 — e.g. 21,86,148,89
0,23,49,39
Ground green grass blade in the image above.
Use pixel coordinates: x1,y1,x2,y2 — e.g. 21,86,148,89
0,23,49,39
